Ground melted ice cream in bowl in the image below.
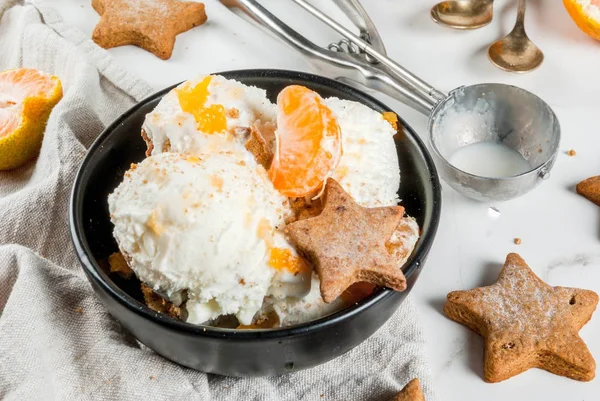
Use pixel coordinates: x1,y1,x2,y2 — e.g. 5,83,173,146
429,84,560,202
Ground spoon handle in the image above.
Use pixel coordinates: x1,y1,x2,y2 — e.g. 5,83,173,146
516,0,526,28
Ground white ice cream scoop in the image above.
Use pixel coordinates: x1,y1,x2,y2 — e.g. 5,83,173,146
108,151,306,325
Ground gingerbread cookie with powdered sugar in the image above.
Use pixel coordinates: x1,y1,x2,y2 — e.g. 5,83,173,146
92,0,207,60
577,175,600,207
284,179,406,303
444,253,598,382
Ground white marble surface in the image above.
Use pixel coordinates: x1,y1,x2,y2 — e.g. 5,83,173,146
51,0,600,399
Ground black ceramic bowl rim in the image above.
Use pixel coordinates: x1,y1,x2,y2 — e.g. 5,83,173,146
69,69,441,340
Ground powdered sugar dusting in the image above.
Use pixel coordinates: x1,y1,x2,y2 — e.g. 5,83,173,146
475,263,558,339
120,0,171,18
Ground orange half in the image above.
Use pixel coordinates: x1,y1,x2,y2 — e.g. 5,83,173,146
268,247,311,275
0,68,62,170
564,0,600,40
268,85,342,197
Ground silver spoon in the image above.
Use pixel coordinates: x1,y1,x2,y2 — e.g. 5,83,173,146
430,0,493,30
488,0,544,72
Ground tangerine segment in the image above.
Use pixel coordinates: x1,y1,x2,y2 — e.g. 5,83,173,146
0,68,62,170
268,247,310,275
176,76,227,134
564,0,600,41
268,85,342,197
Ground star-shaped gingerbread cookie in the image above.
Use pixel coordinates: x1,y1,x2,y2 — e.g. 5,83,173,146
444,253,598,383
577,176,600,206
391,378,425,401
91,0,207,60
284,179,406,303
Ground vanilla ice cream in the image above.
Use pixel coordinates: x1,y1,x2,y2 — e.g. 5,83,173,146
108,152,307,325
327,97,401,208
142,74,276,156
262,273,345,327
110,86,418,329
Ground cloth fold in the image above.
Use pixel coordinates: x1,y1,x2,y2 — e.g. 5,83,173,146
0,1,438,400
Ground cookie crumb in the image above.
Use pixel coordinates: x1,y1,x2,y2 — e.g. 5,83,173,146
568,149,576,156
227,108,240,119
105,379,110,385
514,238,522,245
141,284,181,319
75,307,83,313
108,252,133,279
245,125,274,170
150,375,156,380
537,147,543,153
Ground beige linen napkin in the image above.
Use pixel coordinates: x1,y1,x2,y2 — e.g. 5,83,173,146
0,1,438,400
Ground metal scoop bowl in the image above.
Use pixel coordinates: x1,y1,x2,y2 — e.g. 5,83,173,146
429,84,560,201
222,0,561,202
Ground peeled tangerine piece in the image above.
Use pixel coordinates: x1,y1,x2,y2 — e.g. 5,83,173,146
176,75,227,134
268,85,342,197
0,68,62,170
563,0,600,41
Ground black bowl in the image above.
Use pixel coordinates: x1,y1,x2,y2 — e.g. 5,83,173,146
69,69,441,377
